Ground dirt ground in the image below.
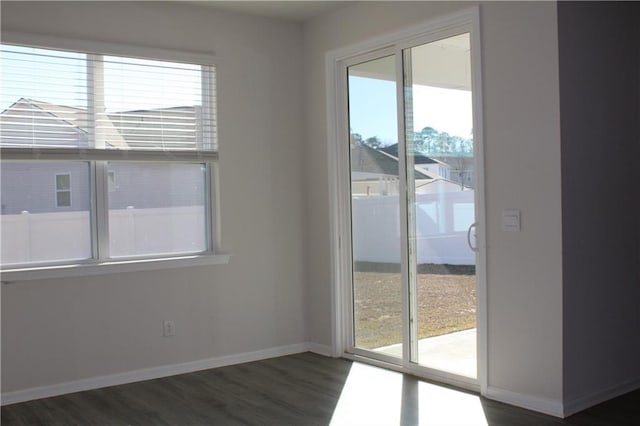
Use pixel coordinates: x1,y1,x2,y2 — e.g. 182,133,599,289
353,266,476,349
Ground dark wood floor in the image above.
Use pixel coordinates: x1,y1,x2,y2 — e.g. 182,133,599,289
2,352,639,425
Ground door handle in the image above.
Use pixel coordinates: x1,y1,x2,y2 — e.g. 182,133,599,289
467,222,478,252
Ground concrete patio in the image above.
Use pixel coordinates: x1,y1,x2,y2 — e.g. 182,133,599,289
373,328,477,378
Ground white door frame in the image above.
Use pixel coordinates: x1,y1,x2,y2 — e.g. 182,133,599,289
325,6,487,395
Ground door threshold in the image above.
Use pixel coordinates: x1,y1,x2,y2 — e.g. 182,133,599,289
342,351,480,394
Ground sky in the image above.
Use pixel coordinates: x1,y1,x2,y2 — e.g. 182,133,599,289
348,76,473,145
0,44,202,113
2,44,472,143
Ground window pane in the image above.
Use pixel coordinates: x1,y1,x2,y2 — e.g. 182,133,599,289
348,55,404,359
102,57,215,151
1,161,92,266
1,44,216,152
107,162,207,258
56,191,71,208
406,33,477,378
0,45,89,149
56,174,71,190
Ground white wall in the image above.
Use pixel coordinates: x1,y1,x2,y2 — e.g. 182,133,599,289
480,2,563,407
303,0,564,409
1,1,306,393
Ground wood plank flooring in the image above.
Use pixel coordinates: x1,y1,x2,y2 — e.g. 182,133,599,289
2,352,639,425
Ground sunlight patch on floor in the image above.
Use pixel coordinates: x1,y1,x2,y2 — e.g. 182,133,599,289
330,362,487,425
330,362,403,425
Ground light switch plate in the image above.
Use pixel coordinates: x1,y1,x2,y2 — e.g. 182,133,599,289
502,209,521,231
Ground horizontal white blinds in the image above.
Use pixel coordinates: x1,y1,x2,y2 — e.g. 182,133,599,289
0,44,217,155
0,147,217,162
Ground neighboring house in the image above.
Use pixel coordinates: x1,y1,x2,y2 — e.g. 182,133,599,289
379,143,476,188
350,143,465,196
108,105,206,151
0,98,88,146
1,97,204,150
365,143,467,194
380,143,453,180
0,98,125,149
0,99,204,214
350,143,430,196
0,162,91,215
431,155,475,189
351,143,431,180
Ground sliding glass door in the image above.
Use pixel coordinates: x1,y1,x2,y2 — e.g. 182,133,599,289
404,34,477,379
345,31,480,383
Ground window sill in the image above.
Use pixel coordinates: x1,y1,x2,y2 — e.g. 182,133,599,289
0,253,231,283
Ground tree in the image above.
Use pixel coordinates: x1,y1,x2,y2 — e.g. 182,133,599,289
420,126,438,139
364,136,382,149
350,132,363,146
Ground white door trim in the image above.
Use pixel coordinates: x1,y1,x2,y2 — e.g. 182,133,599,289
325,6,487,394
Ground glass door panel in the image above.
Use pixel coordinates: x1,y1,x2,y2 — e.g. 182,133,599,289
344,31,479,383
404,33,478,378
347,55,403,359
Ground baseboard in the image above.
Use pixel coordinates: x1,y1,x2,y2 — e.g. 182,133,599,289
486,386,564,418
307,342,333,357
1,342,311,406
563,376,640,417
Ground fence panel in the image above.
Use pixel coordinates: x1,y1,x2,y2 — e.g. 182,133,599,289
2,206,205,265
1,211,91,265
351,190,475,265
109,206,206,257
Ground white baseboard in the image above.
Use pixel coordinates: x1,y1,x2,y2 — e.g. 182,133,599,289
563,376,640,417
486,386,564,418
487,377,640,418
8,340,635,418
307,342,333,357
1,342,317,406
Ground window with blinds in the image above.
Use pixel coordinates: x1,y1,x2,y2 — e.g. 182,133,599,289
0,43,218,269
0,44,216,155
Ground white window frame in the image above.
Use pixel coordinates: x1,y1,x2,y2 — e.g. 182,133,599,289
55,173,72,208
107,170,116,192
0,33,229,283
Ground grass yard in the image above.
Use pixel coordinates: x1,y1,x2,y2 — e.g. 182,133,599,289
353,264,476,349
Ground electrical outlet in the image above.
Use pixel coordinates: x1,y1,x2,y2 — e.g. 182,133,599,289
163,320,175,337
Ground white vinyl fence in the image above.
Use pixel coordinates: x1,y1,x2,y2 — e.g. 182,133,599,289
2,192,474,267
1,211,91,265
352,190,476,265
1,206,205,266
109,206,205,257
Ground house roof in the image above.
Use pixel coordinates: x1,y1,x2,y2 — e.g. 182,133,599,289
380,144,438,164
107,106,199,150
0,98,199,150
22,99,88,130
351,144,431,179
0,98,89,148
29,99,130,149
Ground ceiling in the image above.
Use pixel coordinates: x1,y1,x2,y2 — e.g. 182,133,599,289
350,33,472,90
190,1,356,22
